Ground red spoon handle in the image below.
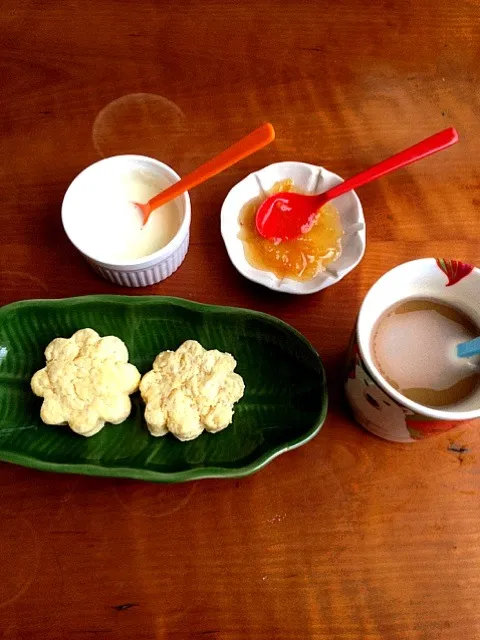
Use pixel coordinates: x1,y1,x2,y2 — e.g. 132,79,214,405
319,127,458,203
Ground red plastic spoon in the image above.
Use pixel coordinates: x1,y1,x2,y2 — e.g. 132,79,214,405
255,127,459,242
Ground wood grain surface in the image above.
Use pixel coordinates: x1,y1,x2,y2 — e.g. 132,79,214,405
1,1,480,638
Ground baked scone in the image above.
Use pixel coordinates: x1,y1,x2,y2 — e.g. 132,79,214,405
31,329,141,437
140,340,245,441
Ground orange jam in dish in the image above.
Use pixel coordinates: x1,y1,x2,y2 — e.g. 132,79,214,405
238,179,343,281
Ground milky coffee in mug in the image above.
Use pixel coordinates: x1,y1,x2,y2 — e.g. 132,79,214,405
345,258,480,442
371,298,480,408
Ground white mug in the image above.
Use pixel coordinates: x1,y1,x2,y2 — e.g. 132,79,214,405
345,258,480,442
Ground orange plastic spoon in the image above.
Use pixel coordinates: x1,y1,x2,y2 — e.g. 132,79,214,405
135,123,275,225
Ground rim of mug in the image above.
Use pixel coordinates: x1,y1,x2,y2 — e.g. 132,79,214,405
357,258,480,421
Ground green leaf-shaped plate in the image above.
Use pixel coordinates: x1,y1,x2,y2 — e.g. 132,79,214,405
0,296,327,482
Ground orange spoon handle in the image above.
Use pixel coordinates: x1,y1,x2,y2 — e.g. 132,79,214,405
141,122,275,224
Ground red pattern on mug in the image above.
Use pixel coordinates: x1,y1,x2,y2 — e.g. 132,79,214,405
406,416,479,439
436,258,473,287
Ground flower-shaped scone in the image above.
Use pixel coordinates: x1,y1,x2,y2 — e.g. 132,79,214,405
31,329,141,437
140,340,245,441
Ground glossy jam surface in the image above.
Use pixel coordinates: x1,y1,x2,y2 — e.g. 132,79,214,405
238,180,343,281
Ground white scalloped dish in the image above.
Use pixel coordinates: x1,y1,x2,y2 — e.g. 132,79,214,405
221,162,366,294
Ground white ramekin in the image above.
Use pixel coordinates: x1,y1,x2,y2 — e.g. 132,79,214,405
61,155,191,287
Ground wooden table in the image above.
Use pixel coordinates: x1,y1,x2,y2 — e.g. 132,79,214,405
1,1,479,638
